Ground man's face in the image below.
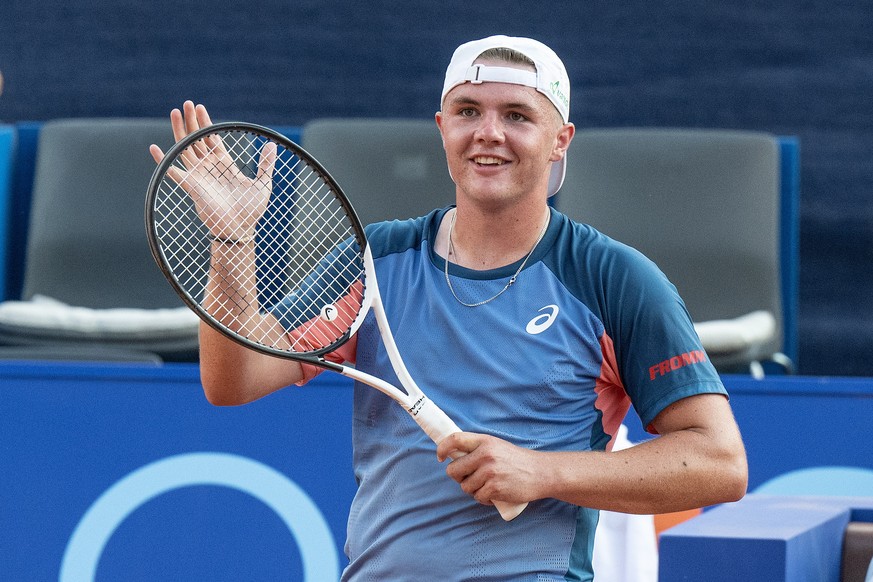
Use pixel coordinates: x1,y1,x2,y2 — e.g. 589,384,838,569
436,61,571,209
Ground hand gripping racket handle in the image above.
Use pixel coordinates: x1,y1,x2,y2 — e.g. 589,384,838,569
363,252,526,521
414,399,528,522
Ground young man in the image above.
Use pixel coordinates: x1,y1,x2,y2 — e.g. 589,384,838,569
152,35,747,581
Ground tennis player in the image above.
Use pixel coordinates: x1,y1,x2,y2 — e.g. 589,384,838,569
158,35,747,581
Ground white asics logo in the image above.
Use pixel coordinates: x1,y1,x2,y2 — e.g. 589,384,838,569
526,305,559,335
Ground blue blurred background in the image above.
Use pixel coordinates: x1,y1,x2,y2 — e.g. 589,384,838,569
1,0,870,376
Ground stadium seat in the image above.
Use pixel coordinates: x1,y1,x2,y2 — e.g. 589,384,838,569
554,128,792,375
0,118,199,362
842,522,873,582
0,124,15,301
301,118,456,226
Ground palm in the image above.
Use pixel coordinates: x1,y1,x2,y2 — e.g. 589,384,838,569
167,133,277,240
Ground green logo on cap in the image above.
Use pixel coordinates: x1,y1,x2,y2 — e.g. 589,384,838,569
549,80,569,110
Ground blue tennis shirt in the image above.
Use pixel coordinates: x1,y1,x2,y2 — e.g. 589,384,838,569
306,206,725,581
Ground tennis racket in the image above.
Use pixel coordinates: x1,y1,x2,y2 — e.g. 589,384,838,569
145,121,527,521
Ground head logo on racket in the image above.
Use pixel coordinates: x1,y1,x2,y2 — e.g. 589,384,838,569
320,304,339,322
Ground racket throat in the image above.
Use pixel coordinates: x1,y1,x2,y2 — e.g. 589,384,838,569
318,358,346,373
407,395,427,417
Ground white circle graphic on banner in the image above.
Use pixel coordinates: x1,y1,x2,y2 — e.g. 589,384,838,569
59,452,339,581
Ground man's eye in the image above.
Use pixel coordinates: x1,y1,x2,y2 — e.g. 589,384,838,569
459,108,477,117
509,112,527,122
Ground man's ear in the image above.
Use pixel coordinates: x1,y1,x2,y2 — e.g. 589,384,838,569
434,111,446,148
551,122,575,162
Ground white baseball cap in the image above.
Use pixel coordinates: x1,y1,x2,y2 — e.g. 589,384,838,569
441,35,571,196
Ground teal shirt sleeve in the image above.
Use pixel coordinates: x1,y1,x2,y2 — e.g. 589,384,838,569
549,215,727,431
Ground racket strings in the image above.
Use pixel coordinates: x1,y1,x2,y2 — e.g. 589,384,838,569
153,128,366,355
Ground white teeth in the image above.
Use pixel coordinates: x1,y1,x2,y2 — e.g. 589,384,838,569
474,156,504,165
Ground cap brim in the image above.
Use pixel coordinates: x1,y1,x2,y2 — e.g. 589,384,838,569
548,156,566,197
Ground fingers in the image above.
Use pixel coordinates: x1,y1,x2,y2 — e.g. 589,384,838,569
150,143,187,187
436,431,479,462
185,102,211,160
169,100,212,143
150,143,185,186
198,105,226,155
183,100,200,136
154,102,207,183
163,101,218,169
196,102,213,127
166,104,198,168
183,102,232,164
256,141,278,186
438,433,531,507
149,144,165,165
170,106,187,143
444,448,498,507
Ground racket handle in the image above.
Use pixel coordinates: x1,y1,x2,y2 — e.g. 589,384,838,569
493,499,529,522
414,399,529,522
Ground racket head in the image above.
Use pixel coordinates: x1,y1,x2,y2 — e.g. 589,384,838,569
145,122,370,360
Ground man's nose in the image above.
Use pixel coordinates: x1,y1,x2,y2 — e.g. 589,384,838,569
474,112,505,143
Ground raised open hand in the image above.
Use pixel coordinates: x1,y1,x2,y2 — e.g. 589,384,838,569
150,101,276,240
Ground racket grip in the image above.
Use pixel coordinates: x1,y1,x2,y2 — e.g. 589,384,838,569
413,399,528,521
493,499,528,522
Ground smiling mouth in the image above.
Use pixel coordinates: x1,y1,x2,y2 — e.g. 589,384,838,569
473,156,506,166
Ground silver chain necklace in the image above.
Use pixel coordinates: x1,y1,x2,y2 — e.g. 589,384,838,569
443,210,549,307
